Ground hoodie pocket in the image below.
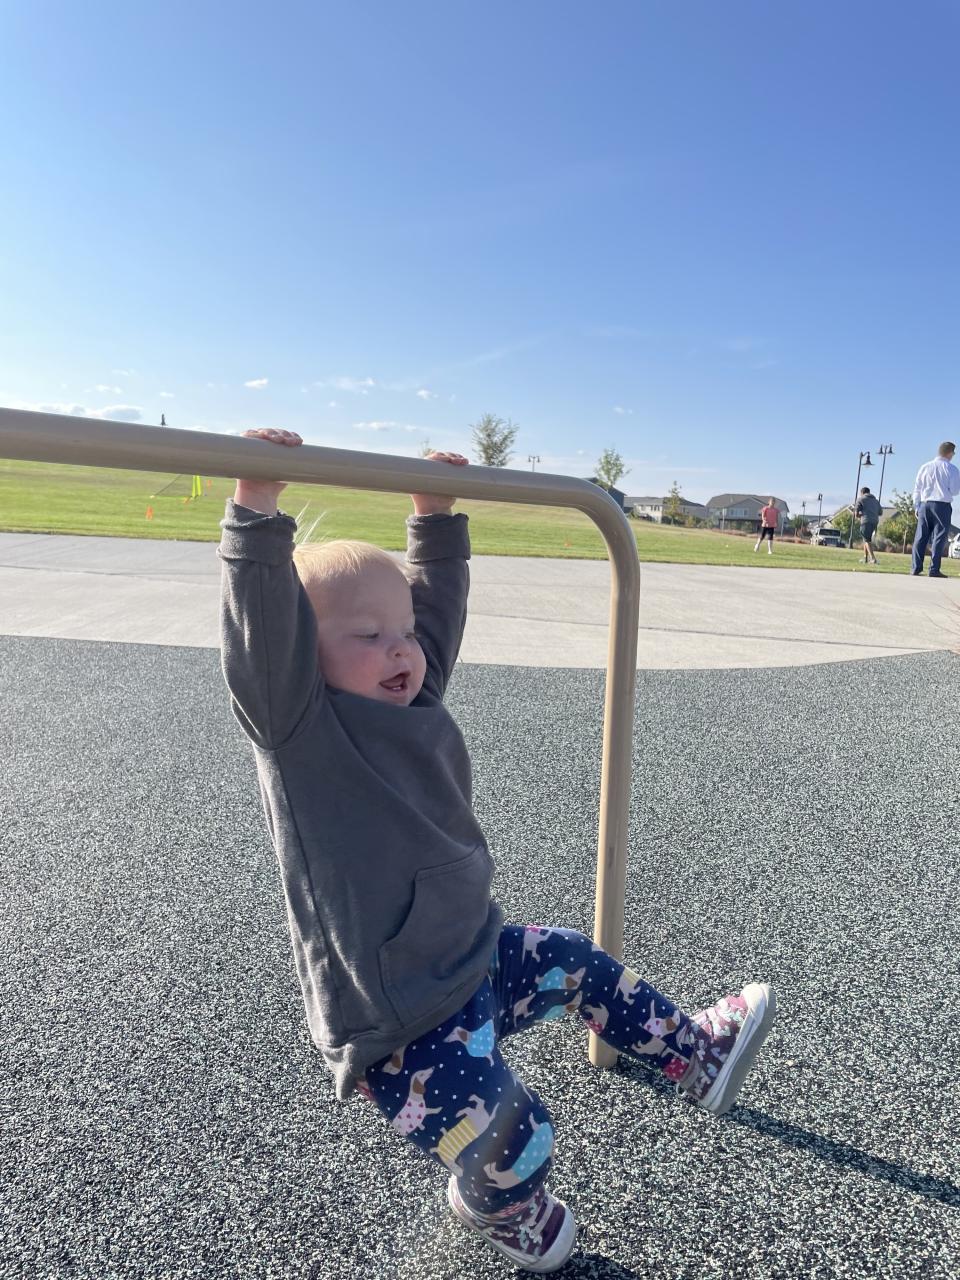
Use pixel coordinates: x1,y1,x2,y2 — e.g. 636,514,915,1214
379,845,493,1026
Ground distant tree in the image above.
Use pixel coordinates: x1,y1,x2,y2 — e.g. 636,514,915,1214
418,438,433,457
595,447,628,490
663,480,684,526
790,514,807,537
470,414,518,467
832,509,854,540
880,488,918,553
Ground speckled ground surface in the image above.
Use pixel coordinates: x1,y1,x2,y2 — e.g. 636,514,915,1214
1,637,958,1279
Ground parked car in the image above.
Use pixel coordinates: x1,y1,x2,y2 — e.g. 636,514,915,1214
949,536,960,559
812,526,843,547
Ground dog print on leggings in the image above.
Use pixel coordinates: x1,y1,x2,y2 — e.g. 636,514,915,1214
445,1019,496,1065
391,1068,441,1136
431,1095,500,1177
522,926,556,963
614,965,644,1005
484,1115,554,1189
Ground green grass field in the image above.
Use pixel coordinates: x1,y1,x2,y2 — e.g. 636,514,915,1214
0,457,938,574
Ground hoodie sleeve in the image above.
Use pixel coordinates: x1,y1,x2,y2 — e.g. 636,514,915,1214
218,499,324,749
405,512,470,700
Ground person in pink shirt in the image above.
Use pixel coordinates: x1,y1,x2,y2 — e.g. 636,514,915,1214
754,498,779,555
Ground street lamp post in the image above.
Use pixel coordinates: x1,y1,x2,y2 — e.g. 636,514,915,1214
817,493,823,527
801,499,806,539
848,451,874,547
528,455,541,472
876,444,894,506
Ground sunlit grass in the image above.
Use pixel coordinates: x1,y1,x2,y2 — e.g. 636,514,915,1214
0,458,937,574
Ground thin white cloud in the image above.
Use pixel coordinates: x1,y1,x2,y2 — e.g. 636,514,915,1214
244,377,268,389
13,400,143,422
586,325,652,341
112,368,135,377
537,450,719,478
416,388,437,401
381,376,423,392
613,405,633,416
315,376,376,394
640,463,717,475
450,337,544,370
97,404,143,422
93,384,122,394
159,391,174,398
353,420,425,433
14,400,88,417
328,400,339,408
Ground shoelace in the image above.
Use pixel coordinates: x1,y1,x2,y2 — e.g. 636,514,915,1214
489,1193,549,1253
516,1200,549,1253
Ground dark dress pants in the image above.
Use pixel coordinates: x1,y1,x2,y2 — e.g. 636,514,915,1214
912,501,952,573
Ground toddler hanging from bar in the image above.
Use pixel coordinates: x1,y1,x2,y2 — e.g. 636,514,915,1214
218,428,776,1273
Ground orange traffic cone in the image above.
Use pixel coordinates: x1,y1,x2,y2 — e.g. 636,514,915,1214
145,506,154,520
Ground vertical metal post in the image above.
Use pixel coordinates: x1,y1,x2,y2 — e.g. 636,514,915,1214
877,444,893,507
588,545,639,1068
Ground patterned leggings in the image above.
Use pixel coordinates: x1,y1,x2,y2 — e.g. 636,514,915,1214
361,925,697,1218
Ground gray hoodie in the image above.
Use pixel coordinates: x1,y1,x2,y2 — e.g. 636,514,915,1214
219,500,503,1099
855,493,882,525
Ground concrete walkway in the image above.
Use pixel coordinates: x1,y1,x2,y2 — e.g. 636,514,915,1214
1,530,958,668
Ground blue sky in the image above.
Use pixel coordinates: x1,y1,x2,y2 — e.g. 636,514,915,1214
1,0,957,512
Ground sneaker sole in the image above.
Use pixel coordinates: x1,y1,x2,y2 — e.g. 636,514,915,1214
698,982,776,1116
447,1178,577,1273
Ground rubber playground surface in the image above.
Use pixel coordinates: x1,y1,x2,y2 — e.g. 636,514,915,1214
2,629,958,1278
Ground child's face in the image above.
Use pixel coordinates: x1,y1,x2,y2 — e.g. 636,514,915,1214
309,561,427,706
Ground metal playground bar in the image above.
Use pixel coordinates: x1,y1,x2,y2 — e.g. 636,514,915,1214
0,406,642,1068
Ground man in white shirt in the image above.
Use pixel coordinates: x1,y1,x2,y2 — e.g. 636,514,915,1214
912,441,960,577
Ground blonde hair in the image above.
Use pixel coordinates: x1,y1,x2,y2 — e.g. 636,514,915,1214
293,539,406,595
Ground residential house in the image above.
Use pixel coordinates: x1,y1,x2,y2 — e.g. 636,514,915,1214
830,502,896,525
706,494,790,532
587,479,627,509
625,495,663,520
625,495,710,523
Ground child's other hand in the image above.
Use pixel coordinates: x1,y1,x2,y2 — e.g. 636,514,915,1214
242,427,303,448
411,451,468,516
234,428,303,514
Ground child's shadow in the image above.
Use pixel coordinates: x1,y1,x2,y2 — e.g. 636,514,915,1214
561,1256,644,1279
621,1062,960,1210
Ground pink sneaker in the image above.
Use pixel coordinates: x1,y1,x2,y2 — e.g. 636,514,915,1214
447,1177,577,1273
678,982,776,1116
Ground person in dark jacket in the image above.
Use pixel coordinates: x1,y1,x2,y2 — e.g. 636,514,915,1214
855,487,882,565
219,427,776,1273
